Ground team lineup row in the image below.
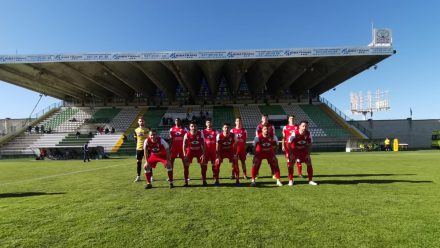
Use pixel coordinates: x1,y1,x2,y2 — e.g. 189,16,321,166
133,114,317,189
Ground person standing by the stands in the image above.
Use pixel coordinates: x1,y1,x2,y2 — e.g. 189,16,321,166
82,142,90,162
133,117,150,182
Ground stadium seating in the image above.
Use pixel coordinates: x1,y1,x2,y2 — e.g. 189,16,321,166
107,108,139,132
0,133,43,155
88,134,122,153
88,108,121,124
143,107,168,128
237,105,261,140
258,105,285,115
57,133,94,147
40,107,79,131
300,104,349,137
213,106,235,129
32,133,68,148
1,102,358,157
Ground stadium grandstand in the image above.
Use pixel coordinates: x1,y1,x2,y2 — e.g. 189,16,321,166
0,29,395,158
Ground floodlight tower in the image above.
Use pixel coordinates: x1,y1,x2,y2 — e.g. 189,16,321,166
350,90,390,120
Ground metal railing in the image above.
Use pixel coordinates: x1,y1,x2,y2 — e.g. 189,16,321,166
23,101,64,127
319,97,371,138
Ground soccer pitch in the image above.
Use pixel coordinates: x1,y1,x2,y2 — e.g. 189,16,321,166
1,151,439,247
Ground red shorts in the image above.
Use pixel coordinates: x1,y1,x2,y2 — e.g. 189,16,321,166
254,153,276,161
170,145,184,159
205,148,216,164
147,155,168,168
185,150,204,164
218,152,236,164
292,150,310,163
236,146,247,161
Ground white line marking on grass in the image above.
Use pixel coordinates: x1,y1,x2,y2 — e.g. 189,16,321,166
0,162,131,186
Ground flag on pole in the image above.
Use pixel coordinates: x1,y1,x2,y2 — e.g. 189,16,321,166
410,108,413,117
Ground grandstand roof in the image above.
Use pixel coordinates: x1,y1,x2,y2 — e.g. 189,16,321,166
0,45,394,103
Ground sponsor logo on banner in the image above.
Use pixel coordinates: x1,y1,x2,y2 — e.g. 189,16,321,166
0,44,395,64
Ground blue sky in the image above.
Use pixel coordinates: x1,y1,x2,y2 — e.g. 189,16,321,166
1,0,439,120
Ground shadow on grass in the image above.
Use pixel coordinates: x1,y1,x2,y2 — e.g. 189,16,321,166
0,192,65,199
314,173,416,178
147,181,278,188
316,179,432,185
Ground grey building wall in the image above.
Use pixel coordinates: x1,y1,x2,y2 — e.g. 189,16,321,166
356,119,440,148
1,118,29,136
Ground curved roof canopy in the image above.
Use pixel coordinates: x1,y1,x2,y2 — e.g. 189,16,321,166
0,46,394,103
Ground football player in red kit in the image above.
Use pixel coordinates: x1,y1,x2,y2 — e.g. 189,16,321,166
183,121,207,186
288,121,318,186
231,117,248,179
215,122,240,186
250,123,283,187
255,113,276,178
143,129,174,189
203,118,218,179
169,118,187,169
282,115,303,178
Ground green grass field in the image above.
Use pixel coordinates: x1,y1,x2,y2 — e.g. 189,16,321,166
1,151,439,248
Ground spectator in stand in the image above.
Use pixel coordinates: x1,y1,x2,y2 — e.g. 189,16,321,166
40,125,45,134
99,127,104,135
47,127,52,134
104,127,109,134
76,131,81,139
28,125,32,133
111,127,115,134
88,131,93,138
96,126,100,134
35,126,40,134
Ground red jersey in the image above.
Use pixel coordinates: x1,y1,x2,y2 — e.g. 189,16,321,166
255,123,275,137
216,132,237,153
253,134,278,155
169,126,187,148
203,128,218,150
282,124,298,145
183,131,204,152
231,127,247,151
288,129,312,150
144,137,169,158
